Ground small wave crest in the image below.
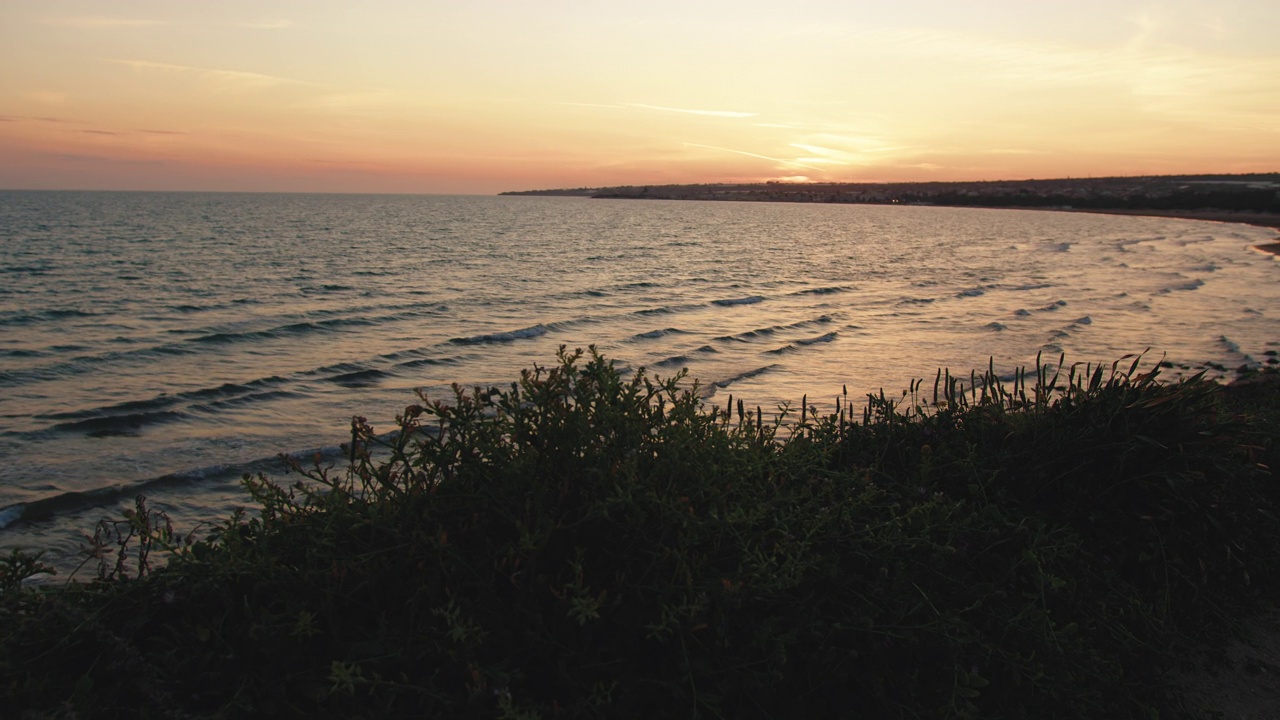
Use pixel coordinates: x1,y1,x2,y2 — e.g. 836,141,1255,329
33,376,291,436
451,324,552,345
1162,279,1205,293
326,368,390,388
712,295,764,307
791,286,852,296
714,316,834,344
0,308,98,328
630,327,687,341
50,410,187,437
708,364,779,390
795,331,838,346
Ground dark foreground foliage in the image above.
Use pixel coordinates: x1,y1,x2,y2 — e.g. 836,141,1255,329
4,349,1279,719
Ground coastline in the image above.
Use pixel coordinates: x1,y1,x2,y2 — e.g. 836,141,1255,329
1051,207,1280,255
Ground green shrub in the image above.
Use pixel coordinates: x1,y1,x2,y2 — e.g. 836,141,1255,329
3,349,1277,718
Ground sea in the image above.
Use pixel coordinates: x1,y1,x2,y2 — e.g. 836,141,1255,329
2,190,1277,575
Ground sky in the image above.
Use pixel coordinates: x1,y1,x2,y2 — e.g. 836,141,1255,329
1,1,1278,194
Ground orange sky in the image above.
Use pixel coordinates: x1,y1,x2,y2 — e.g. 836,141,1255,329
2,1,1278,194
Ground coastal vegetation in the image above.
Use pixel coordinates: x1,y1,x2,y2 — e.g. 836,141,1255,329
505,173,1280,222
3,348,1278,718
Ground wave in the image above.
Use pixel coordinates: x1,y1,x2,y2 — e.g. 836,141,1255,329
451,324,552,345
326,368,390,388
38,376,290,425
0,311,414,387
1162,279,1205,293
192,316,375,345
708,364,780,390
791,286,853,296
0,307,99,328
653,345,719,367
956,288,986,298
986,322,1007,331
712,295,765,307
630,327,688,341
395,355,463,371
769,331,840,354
298,283,356,294
714,315,834,343
50,409,187,437
189,389,300,413
795,331,838,346
0,446,346,531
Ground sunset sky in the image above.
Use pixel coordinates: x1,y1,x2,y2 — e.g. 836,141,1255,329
2,1,1277,194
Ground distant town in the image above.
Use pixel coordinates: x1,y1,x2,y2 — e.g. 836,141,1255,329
502,173,1280,228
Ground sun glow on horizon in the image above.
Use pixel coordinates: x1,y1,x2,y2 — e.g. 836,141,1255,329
1,1,1277,193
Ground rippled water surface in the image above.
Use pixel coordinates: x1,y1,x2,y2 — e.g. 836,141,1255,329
2,191,1277,569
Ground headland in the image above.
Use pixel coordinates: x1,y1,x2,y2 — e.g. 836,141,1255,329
504,173,1280,252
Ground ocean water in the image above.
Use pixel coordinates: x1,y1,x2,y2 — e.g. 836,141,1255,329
2,190,1277,573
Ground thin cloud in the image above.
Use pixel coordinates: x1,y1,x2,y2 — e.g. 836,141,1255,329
44,17,172,29
243,20,293,30
111,59,315,90
628,103,757,118
549,101,629,111
683,143,819,171
2,115,73,123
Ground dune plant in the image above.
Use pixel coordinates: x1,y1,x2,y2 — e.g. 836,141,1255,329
2,348,1277,719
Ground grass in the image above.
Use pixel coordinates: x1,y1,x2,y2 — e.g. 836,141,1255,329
3,347,1278,718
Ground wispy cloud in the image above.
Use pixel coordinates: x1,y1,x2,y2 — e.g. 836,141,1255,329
2,115,74,123
242,20,292,30
549,101,629,111
984,149,1040,156
627,103,757,118
111,59,315,91
684,143,819,171
44,17,171,29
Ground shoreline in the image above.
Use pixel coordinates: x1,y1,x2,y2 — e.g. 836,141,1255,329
1050,207,1280,255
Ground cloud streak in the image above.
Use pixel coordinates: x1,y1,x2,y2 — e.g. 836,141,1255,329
684,143,819,171
627,103,757,118
43,17,172,29
111,59,316,91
